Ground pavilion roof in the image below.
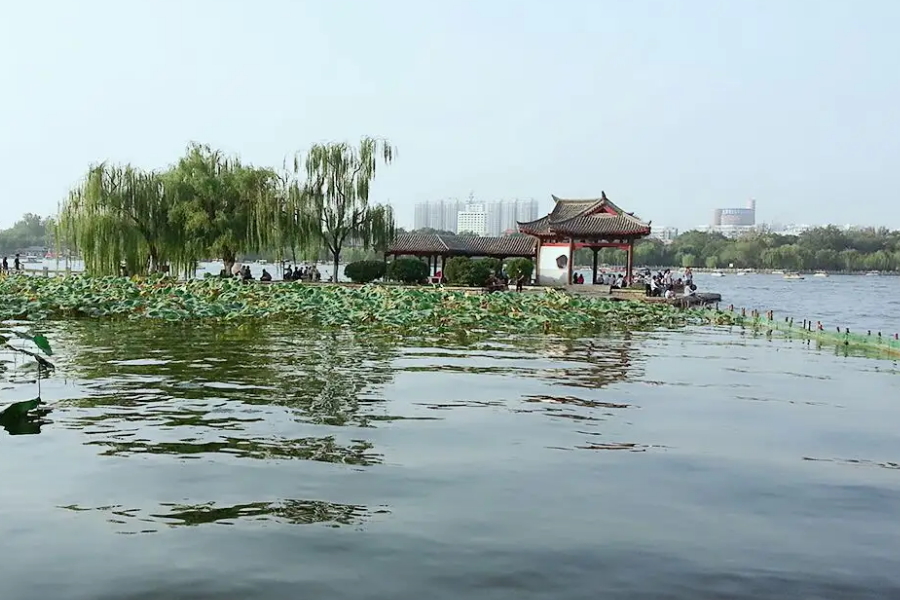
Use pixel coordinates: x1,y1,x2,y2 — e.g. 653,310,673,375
517,191,651,238
386,233,536,257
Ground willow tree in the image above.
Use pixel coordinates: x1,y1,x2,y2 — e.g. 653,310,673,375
59,163,189,276
168,143,279,273
298,137,396,281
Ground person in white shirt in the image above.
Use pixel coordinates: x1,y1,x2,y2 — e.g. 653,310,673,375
664,285,676,299
684,283,697,296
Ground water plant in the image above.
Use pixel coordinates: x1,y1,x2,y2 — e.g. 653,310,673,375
0,275,734,334
0,327,54,435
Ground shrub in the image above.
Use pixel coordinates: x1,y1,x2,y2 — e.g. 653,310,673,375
443,257,472,285
444,257,497,287
482,258,502,275
504,258,534,281
387,258,430,284
344,260,386,284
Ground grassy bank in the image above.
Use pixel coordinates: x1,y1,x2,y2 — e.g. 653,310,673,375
0,275,739,335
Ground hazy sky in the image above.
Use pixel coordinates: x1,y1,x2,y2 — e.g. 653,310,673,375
1,0,898,231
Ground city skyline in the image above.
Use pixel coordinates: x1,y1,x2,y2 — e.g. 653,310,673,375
413,197,541,235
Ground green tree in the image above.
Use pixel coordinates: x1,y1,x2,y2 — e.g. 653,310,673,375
59,164,192,276
298,137,396,282
410,227,456,236
0,213,52,254
168,143,279,274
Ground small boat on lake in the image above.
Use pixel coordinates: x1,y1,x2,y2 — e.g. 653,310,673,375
783,272,805,280
772,270,784,275
813,271,828,278
866,270,880,276
709,271,725,277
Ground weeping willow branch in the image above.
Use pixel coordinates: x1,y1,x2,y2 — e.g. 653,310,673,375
167,143,280,273
59,163,195,276
58,138,397,278
291,137,396,281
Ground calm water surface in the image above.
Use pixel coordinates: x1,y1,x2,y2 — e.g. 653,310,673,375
1,321,899,599
691,272,900,334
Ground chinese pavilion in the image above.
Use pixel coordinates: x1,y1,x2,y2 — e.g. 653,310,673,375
517,192,651,285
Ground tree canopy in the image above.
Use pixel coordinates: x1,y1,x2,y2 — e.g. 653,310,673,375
55,138,397,276
296,137,395,281
0,213,53,255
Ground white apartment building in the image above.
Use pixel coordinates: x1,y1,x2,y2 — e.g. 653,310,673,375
650,227,679,244
457,204,488,236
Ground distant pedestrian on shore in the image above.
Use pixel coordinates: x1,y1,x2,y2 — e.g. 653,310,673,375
1,256,7,274
14,253,21,272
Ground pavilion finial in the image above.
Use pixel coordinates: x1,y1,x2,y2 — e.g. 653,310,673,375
601,191,607,201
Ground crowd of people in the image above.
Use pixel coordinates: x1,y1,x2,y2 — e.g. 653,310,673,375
641,267,697,298
282,264,322,282
215,262,324,283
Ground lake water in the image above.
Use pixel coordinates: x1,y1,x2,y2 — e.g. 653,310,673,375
1,279,899,599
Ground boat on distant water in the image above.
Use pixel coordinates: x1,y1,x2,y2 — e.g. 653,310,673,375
783,272,805,280
772,270,784,275
709,271,725,277
813,271,828,278
866,270,880,276
23,253,42,264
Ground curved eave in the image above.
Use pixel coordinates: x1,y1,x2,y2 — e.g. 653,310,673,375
552,229,651,238
516,216,550,236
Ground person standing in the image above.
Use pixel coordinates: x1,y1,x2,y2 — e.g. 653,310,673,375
13,253,21,272
1,256,8,274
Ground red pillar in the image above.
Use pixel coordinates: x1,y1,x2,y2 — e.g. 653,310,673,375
567,238,575,284
534,237,542,284
625,242,634,286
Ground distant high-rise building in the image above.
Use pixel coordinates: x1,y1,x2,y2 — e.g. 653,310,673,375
413,199,464,232
457,204,488,236
414,198,540,235
650,227,679,244
486,199,539,236
712,199,756,228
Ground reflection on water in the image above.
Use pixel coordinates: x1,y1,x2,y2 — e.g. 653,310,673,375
84,435,380,465
61,498,388,532
1,321,899,599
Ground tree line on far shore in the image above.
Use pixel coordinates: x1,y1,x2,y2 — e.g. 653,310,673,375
56,137,396,278
579,227,900,272
0,214,55,256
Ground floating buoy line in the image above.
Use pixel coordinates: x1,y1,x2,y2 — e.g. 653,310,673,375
705,304,900,360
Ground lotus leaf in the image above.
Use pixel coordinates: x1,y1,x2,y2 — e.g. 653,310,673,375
0,275,742,335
